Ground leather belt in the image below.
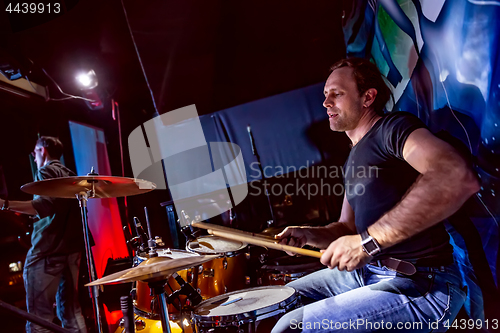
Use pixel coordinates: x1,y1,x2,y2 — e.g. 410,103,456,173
369,258,417,275
369,256,454,276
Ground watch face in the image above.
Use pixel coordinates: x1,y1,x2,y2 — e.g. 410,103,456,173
364,240,378,253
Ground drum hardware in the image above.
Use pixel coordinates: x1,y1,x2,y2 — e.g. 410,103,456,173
133,249,204,321
87,254,217,333
133,216,150,253
202,268,214,278
21,171,157,333
155,236,165,247
118,317,146,331
143,207,159,258
167,272,202,306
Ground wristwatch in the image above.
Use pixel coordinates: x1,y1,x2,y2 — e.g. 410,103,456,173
360,230,381,256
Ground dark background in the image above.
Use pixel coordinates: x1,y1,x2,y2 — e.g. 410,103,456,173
0,0,346,330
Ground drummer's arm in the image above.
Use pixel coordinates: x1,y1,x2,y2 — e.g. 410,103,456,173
277,194,356,250
325,194,356,238
0,198,37,215
310,194,356,248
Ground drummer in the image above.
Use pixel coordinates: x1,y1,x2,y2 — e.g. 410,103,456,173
273,58,479,332
0,136,87,333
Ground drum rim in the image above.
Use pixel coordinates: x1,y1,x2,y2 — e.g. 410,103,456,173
186,235,247,257
192,286,298,325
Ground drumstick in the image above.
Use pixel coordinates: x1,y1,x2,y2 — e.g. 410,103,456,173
192,221,276,241
207,229,322,259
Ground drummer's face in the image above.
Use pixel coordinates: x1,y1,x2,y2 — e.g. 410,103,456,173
33,146,44,168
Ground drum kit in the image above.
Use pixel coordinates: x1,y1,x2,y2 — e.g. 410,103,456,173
21,171,322,333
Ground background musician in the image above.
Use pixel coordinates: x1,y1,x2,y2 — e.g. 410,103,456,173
0,136,87,333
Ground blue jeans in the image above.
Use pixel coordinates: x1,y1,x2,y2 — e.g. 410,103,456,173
272,264,466,333
23,252,87,333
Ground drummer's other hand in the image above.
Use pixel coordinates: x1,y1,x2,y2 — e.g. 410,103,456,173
275,227,308,256
320,235,371,271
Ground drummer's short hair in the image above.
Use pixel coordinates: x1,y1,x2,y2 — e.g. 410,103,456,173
330,57,393,116
36,136,64,159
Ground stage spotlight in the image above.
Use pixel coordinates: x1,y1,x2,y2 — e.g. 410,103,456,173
76,69,98,89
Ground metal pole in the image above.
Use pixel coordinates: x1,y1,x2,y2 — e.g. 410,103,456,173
77,192,103,333
150,281,172,333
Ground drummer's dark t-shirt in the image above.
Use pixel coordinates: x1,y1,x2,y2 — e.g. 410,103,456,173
344,112,453,260
28,160,85,263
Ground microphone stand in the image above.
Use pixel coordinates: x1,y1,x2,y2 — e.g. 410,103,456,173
247,125,275,225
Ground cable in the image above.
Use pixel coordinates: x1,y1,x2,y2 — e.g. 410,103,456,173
433,52,473,153
41,67,97,102
432,52,497,223
120,0,159,114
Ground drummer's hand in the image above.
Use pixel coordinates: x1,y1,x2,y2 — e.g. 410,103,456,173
320,234,371,271
275,227,309,256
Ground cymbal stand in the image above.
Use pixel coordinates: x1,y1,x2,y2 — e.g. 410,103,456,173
77,187,103,333
149,280,172,333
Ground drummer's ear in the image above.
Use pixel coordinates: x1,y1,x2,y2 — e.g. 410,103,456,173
40,147,50,159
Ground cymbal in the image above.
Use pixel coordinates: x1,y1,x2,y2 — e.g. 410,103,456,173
21,176,156,198
85,255,218,286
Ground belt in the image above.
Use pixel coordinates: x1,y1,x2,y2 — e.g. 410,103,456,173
369,256,454,276
369,258,417,275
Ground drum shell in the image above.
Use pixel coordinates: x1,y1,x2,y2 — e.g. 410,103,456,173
187,235,248,299
193,286,299,333
258,256,323,286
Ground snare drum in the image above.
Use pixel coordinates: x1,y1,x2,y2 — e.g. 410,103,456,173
134,248,199,319
187,235,248,299
193,286,299,333
258,255,323,286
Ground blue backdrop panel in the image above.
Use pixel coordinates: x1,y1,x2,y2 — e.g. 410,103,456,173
200,83,330,183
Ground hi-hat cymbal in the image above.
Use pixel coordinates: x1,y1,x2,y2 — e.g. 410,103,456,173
21,176,156,198
85,255,218,286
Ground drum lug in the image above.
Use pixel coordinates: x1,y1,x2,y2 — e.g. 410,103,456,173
259,254,267,264
198,265,204,274
188,269,195,283
120,318,146,331
222,257,228,270
135,319,146,331
203,268,214,277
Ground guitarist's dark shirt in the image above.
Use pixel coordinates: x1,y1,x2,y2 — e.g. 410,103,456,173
344,112,453,261
27,161,84,263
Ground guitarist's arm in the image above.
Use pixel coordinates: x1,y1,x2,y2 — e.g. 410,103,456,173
0,198,37,216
